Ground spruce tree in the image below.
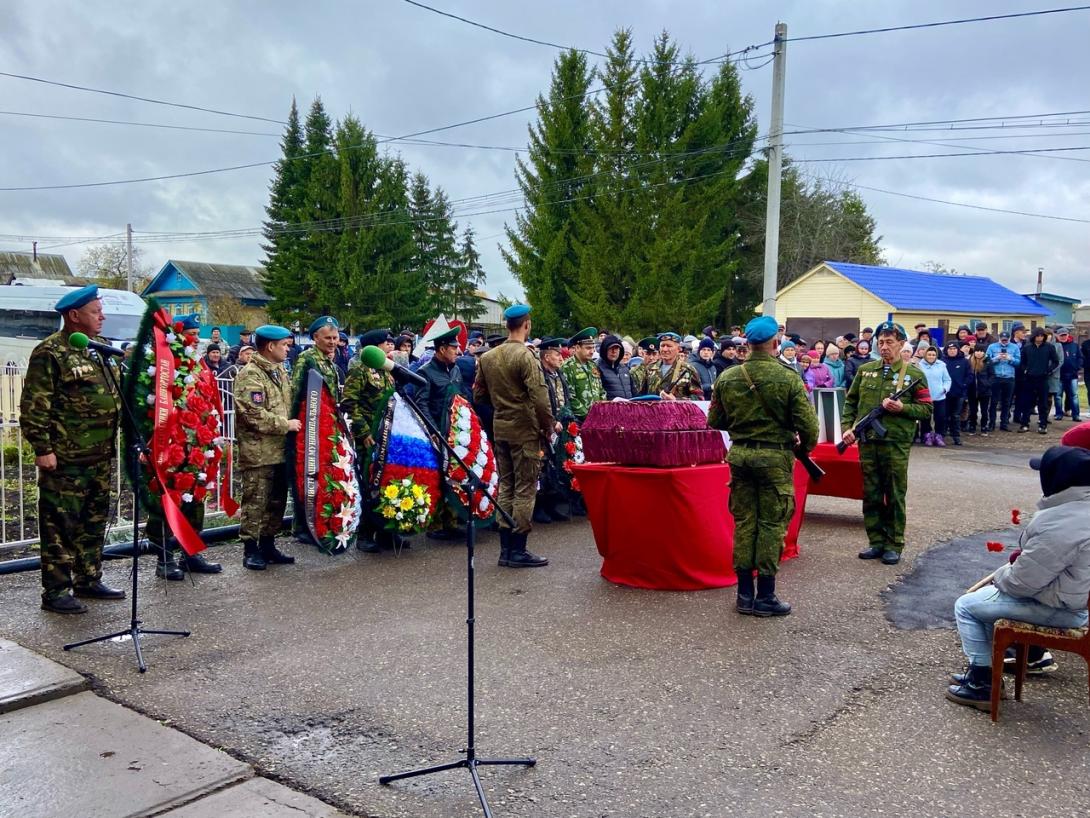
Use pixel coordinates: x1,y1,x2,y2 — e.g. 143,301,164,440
298,97,341,315
452,225,486,323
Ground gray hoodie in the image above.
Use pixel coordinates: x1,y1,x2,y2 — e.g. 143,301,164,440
992,485,1090,611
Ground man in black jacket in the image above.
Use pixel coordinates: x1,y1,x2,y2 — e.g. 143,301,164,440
598,334,633,400
1020,327,1060,434
416,327,465,540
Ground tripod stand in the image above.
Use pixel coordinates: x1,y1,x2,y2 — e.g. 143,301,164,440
379,394,535,818
64,353,189,673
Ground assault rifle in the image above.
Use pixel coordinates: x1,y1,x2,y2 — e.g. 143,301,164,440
836,378,919,454
795,445,826,483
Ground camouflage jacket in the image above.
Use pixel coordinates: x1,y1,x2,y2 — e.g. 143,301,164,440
19,331,121,465
842,359,932,445
560,357,606,419
233,352,293,469
633,357,705,400
340,358,394,448
543,367,571,418
708,351,818,450
473,340,554,445
291,348,340,403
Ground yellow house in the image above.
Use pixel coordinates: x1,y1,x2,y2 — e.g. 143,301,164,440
765,261,1049,343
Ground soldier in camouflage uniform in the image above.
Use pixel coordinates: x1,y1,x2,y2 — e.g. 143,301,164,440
291,315,342,401
841,321,933,566
233,324,301,570
634,332,704,400
708,315,818,617
560,327,605,422
340,328,402,552
474,304,558,568
20,285,126,614
628,336,659,393
535,337,573,523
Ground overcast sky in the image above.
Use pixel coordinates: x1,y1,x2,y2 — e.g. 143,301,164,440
2,1,1088,310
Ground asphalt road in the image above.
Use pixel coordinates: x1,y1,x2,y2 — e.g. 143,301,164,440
1,434,1088,818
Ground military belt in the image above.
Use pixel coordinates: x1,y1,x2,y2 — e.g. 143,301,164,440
732,440,792,450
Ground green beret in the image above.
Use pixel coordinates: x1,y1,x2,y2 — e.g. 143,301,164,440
432,327,461,347
638,336,659,352
503,304,531,320
254,324,291,342
358,328,394,347
744,315,778,344
657,331,682,343
568,327,597,345
178,314,201,331
54,285,99,313
307,315,340,336
874,320,907,341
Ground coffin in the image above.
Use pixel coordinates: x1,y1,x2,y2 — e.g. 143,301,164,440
580,401,726,467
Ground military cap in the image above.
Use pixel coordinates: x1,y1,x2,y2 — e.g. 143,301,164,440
307,315,340,336
569,327,597,345
657,331,682,343
178,314,201,331
874,320,907,341
486,334,505,348
638,336,659,352
539,337,565,350
433,327,461,348
54,284,100,313
358,328,394,347
743,315,778,344
468,330,484,340
255,324,291,341
503,304,531,320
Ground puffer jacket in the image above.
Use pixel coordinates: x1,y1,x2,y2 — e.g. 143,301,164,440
598,334,633,400
943,351,969,399
992,485,1090,611
918,358,951,402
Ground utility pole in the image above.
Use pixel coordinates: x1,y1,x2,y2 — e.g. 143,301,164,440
761,22,788,318
126,223,134,292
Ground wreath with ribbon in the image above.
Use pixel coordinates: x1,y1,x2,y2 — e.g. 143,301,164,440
445,394,498,521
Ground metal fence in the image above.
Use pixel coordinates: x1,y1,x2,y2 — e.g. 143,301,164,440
0,368,243,553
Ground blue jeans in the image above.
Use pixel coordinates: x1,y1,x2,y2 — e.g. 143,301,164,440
954,585,1089,666
1054,377,1081,419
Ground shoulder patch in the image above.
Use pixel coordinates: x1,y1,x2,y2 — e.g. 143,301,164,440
251,391,265,404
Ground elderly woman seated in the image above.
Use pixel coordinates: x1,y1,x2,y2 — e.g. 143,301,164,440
946,445,1090,710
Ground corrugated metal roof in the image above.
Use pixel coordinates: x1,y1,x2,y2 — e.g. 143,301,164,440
825,261,1049,315
149,260,269,302
0,251,74,285
1025,291,1081,304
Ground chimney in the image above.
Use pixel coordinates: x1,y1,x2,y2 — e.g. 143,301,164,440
1036,267,1043,296
32,241,37,262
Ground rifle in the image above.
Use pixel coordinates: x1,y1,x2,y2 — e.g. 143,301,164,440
836,378,919,454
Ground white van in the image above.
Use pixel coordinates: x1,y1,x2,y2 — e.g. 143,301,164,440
0,284,146,368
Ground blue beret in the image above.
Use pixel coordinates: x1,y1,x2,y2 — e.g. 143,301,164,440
254,324,291,341
358,328,394,347
178,314,201,331
744,315,779,344
54,284,99,313
874,320,907,341
503,304,531,320
307,315,340,336
657,331,682,343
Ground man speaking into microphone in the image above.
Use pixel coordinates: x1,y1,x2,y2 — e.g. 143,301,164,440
19,285,127,614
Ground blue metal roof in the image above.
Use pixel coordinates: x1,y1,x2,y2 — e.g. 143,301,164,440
824,261,1049,315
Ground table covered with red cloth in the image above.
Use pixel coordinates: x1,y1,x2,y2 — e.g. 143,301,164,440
805,442,864,500
573,462,809,591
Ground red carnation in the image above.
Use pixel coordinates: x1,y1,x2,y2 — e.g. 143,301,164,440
193,485,207,502
565,441,577,456
329,513,343,532
170,385,184,399
165,444,186,468
188,448,206,466
178,410,200,428
173,472,196,491
985,541,1005,553
567,422,579,436
188,394,209,414
194,425,214,446
1011,509,1021,525
173,321,184,332
570,477,581,493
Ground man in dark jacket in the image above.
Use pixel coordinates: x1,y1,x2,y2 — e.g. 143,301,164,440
973,321,996,348
714,339,739,375
943,341,969,445
691,337,719,400
416,327,465,541
1020,327,1061,434
598,334,633,400
1055,327,1083,422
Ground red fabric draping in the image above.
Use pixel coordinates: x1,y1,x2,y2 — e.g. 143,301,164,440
574,462,809,591
805,442,864,500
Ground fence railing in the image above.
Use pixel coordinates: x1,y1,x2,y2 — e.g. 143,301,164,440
1,368,244,553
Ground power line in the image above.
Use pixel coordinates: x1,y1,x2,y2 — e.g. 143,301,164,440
793,145,1090,163
0,110,281,137
786,5,1090,43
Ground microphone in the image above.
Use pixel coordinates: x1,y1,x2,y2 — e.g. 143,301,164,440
360,344,426,387
69,332,126,358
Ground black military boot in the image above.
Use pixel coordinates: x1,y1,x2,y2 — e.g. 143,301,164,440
753,575,791,617
504,532,549,568
532,499,553,525
497,528,512,567
945,664,994,712
73,580,126,599
184,551,222,574
858,546,884,560
735,570,755,615
41,592,88,614
259,535,295,565
155,550,185,581
545,493,570,522
242,540,267,571
569,494,587,517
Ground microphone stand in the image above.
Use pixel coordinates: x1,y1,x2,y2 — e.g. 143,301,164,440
379,389,535,818
63,350,189,673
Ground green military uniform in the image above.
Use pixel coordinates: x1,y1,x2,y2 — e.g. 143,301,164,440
291,347,340,402
842,354,932,559
633,356,705,400
708,350,818,579
20,330,121,603
560,356,605,420
233,347,294,548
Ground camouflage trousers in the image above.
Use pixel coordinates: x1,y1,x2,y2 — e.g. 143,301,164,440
239,464,288,541
727,447,795,576
859,441,911,553
38,459,112,600
145,501,205,557
494,439,542,534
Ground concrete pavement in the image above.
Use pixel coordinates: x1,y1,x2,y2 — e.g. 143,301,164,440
1,437,1088,817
